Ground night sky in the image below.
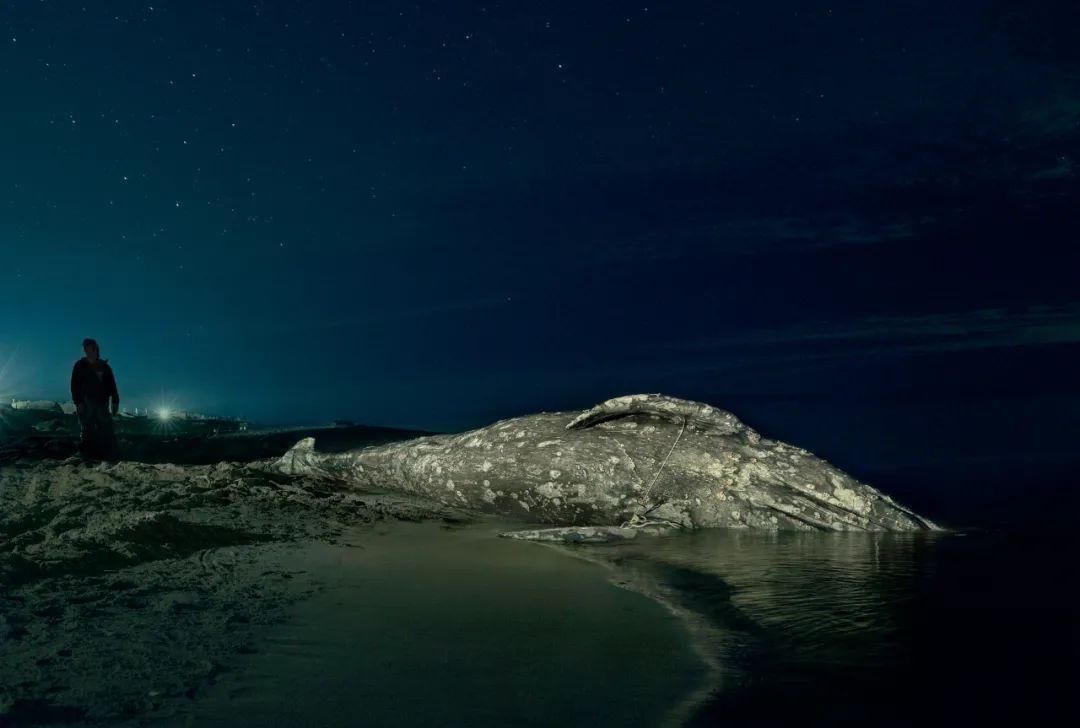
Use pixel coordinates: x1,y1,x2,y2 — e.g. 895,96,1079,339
1,2,1077,478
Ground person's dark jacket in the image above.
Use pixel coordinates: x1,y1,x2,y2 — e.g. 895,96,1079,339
70,358,120,409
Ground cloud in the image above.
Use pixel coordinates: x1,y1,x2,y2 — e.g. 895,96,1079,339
689,216,917,252
674,304,1080,359
565,215,920,270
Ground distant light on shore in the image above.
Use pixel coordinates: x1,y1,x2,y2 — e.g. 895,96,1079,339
157,408,172,421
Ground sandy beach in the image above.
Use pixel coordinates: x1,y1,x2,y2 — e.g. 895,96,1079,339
0,451,468,723
0,432,714,726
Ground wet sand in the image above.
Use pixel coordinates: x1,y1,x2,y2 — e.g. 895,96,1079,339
166,521,707,728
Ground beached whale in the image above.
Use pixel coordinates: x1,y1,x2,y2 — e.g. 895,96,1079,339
274,394,937,540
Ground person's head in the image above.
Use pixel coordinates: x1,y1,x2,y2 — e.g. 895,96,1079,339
82,338,100,363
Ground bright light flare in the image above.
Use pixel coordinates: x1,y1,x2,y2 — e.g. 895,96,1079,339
149,392,181,434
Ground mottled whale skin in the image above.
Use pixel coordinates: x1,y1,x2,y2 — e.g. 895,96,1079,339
275,394,937,534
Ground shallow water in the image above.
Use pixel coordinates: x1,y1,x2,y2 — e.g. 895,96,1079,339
164,521,707,727
600,528,1078,724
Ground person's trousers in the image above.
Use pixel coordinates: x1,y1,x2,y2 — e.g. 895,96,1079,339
78,402,116,459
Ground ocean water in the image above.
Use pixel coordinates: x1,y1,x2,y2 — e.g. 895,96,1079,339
611,527,1078,724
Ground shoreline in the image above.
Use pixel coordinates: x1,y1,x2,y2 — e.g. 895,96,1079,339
525,538,729,728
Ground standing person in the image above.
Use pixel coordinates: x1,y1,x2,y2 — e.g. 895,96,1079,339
70,338,120,459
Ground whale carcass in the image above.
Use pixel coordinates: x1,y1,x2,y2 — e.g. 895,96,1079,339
274,394,937,538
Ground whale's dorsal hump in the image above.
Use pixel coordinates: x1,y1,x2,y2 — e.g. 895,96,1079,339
565,394,744,434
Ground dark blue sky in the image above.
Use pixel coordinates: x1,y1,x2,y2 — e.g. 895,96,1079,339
1,1,1077,469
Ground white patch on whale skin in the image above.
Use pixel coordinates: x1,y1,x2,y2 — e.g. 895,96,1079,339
482,479,490,487
467,437,483,448
537,440,561,448
549,470,561,479
518,501,531,511
480,460,493,472
482,488,496,504
536,482,565,500
445,479,455,490
832,484,869,513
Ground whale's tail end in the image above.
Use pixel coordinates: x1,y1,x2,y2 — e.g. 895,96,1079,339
276,437,317,474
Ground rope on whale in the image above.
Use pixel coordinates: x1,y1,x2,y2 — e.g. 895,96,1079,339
623,415,687,529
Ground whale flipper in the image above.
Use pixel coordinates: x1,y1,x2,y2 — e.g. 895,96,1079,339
290,437,316,452
565,394,744,434
277,437,317,474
